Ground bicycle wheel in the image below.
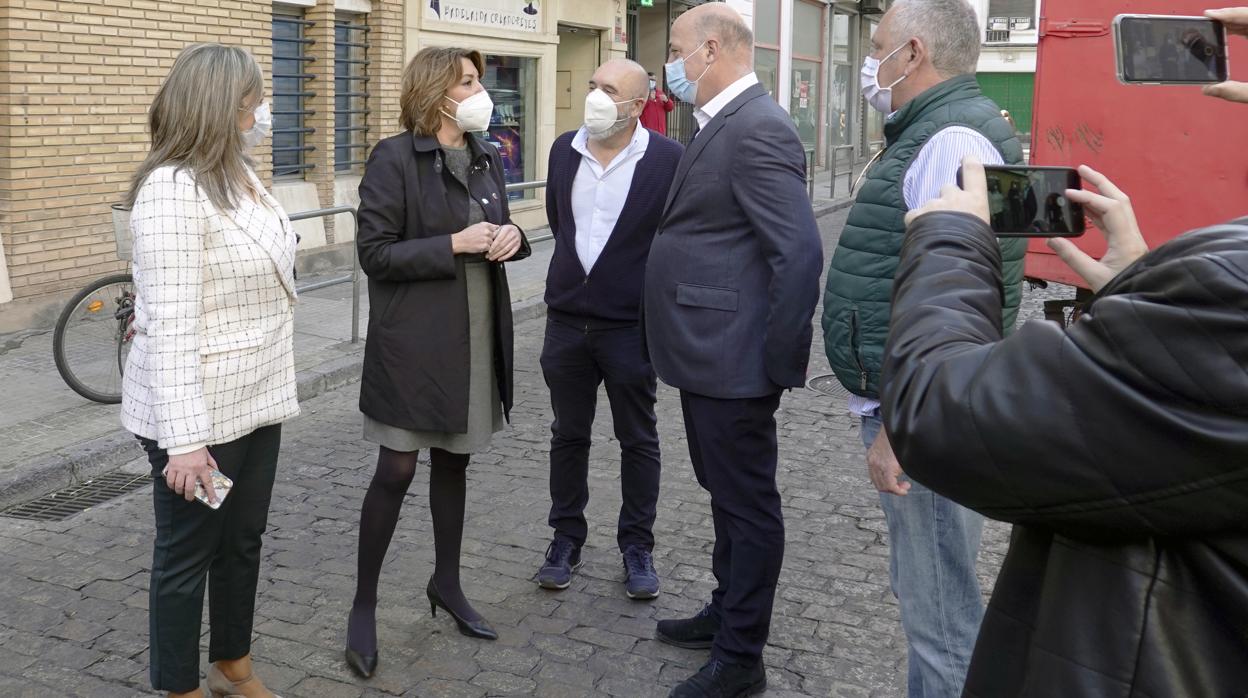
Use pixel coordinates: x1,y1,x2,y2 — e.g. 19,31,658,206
53,273,135,404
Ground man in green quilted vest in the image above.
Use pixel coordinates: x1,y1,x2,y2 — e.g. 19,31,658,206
821,1,1025,695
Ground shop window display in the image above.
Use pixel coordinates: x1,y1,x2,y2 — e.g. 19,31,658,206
481,54,538,201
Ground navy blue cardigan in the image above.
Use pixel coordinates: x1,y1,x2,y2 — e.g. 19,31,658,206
543,129,684,326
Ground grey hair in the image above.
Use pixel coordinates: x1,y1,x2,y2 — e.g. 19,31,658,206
692,6,755,57
890,0,981,76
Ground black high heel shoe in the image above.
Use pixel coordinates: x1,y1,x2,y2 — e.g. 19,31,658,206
426,578,498,640
344,646,378,679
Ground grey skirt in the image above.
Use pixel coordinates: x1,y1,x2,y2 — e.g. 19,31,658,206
363,257,504,454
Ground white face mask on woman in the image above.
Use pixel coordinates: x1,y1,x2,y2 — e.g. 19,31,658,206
241,101,272,148
442,90,494,132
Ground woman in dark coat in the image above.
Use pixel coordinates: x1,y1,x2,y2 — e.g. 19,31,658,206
344,47,530,679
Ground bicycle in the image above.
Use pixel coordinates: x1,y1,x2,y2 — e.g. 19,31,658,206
52,205,136,404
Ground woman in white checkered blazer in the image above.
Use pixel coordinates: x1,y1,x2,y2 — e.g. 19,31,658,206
120,44,297,698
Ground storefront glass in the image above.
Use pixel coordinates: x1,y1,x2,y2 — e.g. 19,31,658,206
754,0,781,101
864,19,885,153
790,59,820,148
789,0,824,151
830,13,852,147
755,0,781,46
757,48,780,99
481,54,538,200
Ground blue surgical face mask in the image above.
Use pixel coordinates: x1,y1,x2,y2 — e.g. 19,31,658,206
665,41,711,104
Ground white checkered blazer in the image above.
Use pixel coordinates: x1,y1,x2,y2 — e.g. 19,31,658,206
121,165,301,453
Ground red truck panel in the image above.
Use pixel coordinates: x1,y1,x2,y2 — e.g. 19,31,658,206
1027,0,1248,287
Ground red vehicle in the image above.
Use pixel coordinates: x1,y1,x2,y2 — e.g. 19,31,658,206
1026,0,1248,315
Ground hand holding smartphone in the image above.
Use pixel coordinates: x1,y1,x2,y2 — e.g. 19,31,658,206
162,449,232,509
956,165,1086,237
1115,15,1230,85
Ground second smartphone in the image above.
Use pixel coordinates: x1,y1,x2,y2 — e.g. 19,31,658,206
957,165,1085,237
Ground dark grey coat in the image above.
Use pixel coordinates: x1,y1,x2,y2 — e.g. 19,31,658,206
356,131,530,433
643,83,824,398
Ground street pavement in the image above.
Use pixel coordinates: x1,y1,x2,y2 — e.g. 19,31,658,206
0,206,1073,697
0,165,857,510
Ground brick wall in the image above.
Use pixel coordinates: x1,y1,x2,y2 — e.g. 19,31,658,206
0,0,274,307
0,0,405,332
366,0,404,154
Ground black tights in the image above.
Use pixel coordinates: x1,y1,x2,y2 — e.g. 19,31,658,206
347,446,476,655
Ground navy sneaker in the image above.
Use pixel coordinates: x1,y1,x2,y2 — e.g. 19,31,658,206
623,545,660,599
537,538,582,590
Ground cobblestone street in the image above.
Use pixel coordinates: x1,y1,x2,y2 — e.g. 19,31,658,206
0,209,1053,697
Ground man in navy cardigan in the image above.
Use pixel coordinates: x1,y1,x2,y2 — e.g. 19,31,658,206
536,58,684,599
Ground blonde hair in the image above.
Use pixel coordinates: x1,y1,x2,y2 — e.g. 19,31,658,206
124,43,264,212
400,47,485,136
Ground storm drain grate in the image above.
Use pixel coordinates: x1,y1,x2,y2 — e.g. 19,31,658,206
2,472,151,522
806,373,851,400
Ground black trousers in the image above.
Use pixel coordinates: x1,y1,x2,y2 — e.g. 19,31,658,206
540,318,661,552
680,390,784,665
140,424,281,693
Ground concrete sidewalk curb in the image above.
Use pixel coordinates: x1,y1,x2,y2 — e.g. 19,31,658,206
0,202,850,511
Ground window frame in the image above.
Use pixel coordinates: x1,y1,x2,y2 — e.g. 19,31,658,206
334,13,371,174
272,7,317,179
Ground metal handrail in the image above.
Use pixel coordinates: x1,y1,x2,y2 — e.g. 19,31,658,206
289,205,361,344
503,180,553,244
504,179,546,193
829,144,855,198
805,148,817,200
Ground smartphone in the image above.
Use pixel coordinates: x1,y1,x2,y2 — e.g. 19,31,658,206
1115,15,1229,85
162,466,233,509
957,165,1085,238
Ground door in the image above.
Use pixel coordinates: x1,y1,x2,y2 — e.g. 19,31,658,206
1027,0,1248,286
555,25,602,137
556,70,572,110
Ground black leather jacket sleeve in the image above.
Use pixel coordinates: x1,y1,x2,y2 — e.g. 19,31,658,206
881,212,1248,539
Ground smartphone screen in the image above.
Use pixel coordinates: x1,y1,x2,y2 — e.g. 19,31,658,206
1117,16,1229,84
957,166,1085,237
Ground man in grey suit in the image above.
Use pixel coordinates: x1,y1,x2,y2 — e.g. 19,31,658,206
644,5,824,696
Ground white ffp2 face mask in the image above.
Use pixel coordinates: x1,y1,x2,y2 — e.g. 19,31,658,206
583,89,635,137
442,90,494,132
241,101,272,148
861,42,910,114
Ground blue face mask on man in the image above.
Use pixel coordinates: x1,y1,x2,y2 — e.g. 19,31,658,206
665,41,711,104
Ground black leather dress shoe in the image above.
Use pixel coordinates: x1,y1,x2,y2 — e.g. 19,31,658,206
669,658,766,698
656,603,719,649
344,646,378,679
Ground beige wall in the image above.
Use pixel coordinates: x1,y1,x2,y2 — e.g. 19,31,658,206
636,7,670,84
555,30,602,137
0,0,406,333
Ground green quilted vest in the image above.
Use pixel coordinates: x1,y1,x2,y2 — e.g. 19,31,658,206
822,74,1026,399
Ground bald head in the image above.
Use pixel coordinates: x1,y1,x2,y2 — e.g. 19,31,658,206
586,58,648,142
592,58,650,101
675,4,754,59
667,4,754,107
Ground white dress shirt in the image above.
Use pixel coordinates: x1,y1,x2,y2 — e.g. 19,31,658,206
570,122,650,273
850,125,1005,419
693,72,760,130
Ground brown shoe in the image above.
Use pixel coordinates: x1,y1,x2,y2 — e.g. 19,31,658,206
205,662,281,698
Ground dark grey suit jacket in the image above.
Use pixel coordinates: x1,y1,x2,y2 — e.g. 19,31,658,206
643,82,824,399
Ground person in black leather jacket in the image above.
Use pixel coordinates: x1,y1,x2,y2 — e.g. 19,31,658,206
881,156,1248,696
